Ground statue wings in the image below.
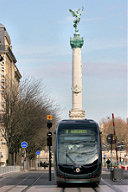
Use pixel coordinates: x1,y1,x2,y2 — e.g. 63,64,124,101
69,6,84,17
69,9,76,17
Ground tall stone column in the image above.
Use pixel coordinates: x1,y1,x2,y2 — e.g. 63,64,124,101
69,34,85,119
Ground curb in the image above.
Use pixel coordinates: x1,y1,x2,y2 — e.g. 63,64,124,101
120,165,128,170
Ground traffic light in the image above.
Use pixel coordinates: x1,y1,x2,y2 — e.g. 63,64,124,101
47,131,52,146
0,55,4,62
47,115,52,129
47,120,52,129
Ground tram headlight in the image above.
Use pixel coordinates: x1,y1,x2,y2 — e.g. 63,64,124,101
76,168,81,173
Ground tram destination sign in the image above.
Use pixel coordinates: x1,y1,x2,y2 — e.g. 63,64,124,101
65,129,87,134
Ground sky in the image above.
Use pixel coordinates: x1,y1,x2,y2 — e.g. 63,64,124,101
0,0,127,123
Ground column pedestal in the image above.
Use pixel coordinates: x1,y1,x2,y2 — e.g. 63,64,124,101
69,109,85,120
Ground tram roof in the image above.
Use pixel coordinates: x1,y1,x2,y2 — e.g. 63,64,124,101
59,119,98,125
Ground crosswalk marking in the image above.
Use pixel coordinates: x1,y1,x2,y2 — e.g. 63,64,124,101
8,185,27,192
0,185,127,192
0,185,27,192
64,188,80,192
0,185,13,192
27,186,60,192
80,188,96,192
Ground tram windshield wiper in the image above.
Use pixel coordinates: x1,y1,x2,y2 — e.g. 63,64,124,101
66,153,76,166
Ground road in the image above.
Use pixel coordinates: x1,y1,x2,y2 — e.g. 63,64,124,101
0,170,127,192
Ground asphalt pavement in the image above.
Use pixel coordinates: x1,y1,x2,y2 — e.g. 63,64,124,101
0,168,127,192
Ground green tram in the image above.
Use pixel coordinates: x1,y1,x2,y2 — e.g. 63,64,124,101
54,119,102,186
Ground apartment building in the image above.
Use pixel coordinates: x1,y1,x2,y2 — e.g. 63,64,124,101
0,24,21,166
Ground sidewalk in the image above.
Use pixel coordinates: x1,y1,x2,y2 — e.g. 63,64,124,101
102,167,111,174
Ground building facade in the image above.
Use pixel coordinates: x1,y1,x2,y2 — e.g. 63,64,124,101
0,24,21,166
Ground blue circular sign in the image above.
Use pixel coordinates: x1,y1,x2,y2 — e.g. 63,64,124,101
21,141,28,148
104,155,106,158
36,151,40,155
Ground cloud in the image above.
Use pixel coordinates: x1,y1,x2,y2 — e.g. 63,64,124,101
83,61,127,79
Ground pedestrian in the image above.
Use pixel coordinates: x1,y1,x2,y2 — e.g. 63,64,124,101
40,161,43,167
106,159,111,170
43,161,47,169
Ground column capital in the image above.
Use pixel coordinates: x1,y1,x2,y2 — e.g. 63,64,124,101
70,33,84,48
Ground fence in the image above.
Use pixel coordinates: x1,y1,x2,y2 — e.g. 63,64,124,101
0,166,20,176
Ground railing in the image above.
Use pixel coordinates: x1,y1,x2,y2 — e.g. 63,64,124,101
0,166,20,176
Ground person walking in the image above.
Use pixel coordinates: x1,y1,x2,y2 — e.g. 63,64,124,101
106,159,111,170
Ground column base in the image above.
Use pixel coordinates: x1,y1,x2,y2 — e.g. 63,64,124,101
69,109,85,120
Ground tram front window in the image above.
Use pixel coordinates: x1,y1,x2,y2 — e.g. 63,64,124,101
58,129,98,166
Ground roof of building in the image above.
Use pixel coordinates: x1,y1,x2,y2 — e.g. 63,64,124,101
0,24,5,28
0,24,11,46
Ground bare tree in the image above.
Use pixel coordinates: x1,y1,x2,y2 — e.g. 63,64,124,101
1,77,60,165
100,117,128,152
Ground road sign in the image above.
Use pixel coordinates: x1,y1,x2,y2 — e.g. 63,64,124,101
104,155,106,158
21,141,28,148
47,115,52,120
36,151,40,155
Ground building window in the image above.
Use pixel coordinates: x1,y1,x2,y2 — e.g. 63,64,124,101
1,79,5,83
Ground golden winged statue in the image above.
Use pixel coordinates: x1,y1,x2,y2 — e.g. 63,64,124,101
69,6,84,33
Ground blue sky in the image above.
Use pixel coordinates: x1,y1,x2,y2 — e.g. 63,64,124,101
0,0,127,122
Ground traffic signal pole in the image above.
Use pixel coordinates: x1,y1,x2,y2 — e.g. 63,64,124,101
112,113,118,167
47,131,52,181
49,145,52,181
47,115,52,181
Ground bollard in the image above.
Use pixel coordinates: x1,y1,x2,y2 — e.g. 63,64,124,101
111,168,123,181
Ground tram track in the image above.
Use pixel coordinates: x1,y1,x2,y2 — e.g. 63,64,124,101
1,173,124,192
59,182,121,192
4,172,44,192
21,173,44,192
4,172,32,192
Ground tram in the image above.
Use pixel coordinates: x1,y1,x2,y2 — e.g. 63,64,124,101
54,119,102,186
